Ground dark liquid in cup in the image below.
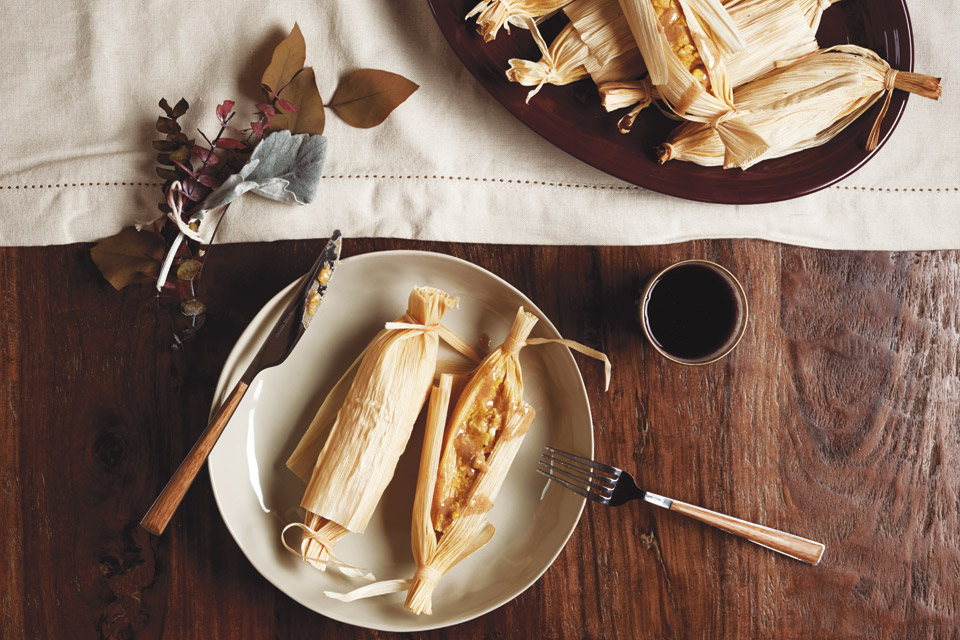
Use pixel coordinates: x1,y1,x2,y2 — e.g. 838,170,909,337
644,264,740,361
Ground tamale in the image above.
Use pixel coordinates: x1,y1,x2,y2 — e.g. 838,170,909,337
406,308,610,614
507,22,591,102
283,287,479,570
564,0,646,84
617,0,770,166
599,0,817,132
467,0,570,42
658,45,942,168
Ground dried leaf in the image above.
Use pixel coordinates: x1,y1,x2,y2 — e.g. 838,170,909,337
181,178,207,201
166,132,191,145
172,98,189,118
215,137,247,150
170,146,190,164
153,140,179,152
270,67,325,135
156,117,180,134
90,227,167,290
216,100,235,123
159,98,175,118
156,153,173,166
328,69,418,128
199,130,327,213
276,98,298,113
156,167,179,181
197,173,222,188
172,160,196,177
256,103,276,116
191,145,220,165
177,259,202,281
262,23,306,94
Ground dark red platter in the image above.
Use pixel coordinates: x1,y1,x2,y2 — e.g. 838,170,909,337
428,0,914,204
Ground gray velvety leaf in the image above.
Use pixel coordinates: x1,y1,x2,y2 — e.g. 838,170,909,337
199,130,327,214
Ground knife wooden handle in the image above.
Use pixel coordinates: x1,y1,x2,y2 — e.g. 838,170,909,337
140,380,249,536
669,500,825,565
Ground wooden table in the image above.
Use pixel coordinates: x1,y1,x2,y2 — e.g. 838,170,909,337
2,240,958,639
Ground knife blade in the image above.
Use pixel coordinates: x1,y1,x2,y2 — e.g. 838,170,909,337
141,230,343,535
240,229,342,384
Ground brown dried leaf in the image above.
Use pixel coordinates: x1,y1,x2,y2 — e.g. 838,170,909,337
329,69,419,129
270,67,325,135
262,23,306,94
90,227,167,290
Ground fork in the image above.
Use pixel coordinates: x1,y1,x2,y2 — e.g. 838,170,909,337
538,447,825,565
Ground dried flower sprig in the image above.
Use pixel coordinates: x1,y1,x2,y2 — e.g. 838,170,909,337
91,23,419,348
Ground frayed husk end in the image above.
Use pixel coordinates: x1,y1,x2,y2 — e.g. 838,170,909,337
893,71,942,100
404,578,436,615
300,512,350,570
657,143,674,164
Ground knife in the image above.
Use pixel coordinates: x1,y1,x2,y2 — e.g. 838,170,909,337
140,230,343,535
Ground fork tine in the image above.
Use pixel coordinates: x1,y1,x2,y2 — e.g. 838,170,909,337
538,453,617,489
536,468,608,504
537,461,614,496
543,446,620,477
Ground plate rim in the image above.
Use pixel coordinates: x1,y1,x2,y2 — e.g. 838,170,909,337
207,249,594,632
426,0,915,205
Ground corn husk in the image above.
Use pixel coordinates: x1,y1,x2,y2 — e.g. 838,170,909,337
800,0,842,32
617,0,771,166
658,45,942,168
468,0,570,42
283,287,479,571
507,22,591,102
599,0,817,133
564,0,646,84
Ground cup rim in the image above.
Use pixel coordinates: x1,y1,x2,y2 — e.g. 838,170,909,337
639,259,749,366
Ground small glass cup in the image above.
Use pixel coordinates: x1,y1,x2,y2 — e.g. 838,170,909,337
637,259,748,365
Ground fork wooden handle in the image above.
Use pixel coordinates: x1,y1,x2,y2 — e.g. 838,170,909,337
140,381,249,536
669,500,825,565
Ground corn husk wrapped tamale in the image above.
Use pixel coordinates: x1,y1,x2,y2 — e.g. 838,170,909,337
617,0,772,166
658,45,942,168
468,0,571,42
405,308,610,614
564,0,646,84
599,0,817,132
507,22,591,102
324,309,610,612
283,287,479,571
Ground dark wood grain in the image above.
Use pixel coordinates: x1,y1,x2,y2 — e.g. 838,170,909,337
2,240,958,639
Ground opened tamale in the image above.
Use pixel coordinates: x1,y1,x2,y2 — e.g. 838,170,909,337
405,309,539,614
600,0,817,133
658,45,942,168
617,0,772,166
284,287,478,570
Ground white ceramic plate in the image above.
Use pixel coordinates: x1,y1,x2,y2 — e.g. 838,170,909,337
208,250,593,632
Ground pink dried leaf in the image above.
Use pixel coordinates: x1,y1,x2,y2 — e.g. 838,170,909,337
191,145,220,166
276,98,299,113
197,174,222,188
251,121,265,136
256,103,276,116
172,160,197,178
181,178,207,202
216,100,235,123
215,137,247,150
